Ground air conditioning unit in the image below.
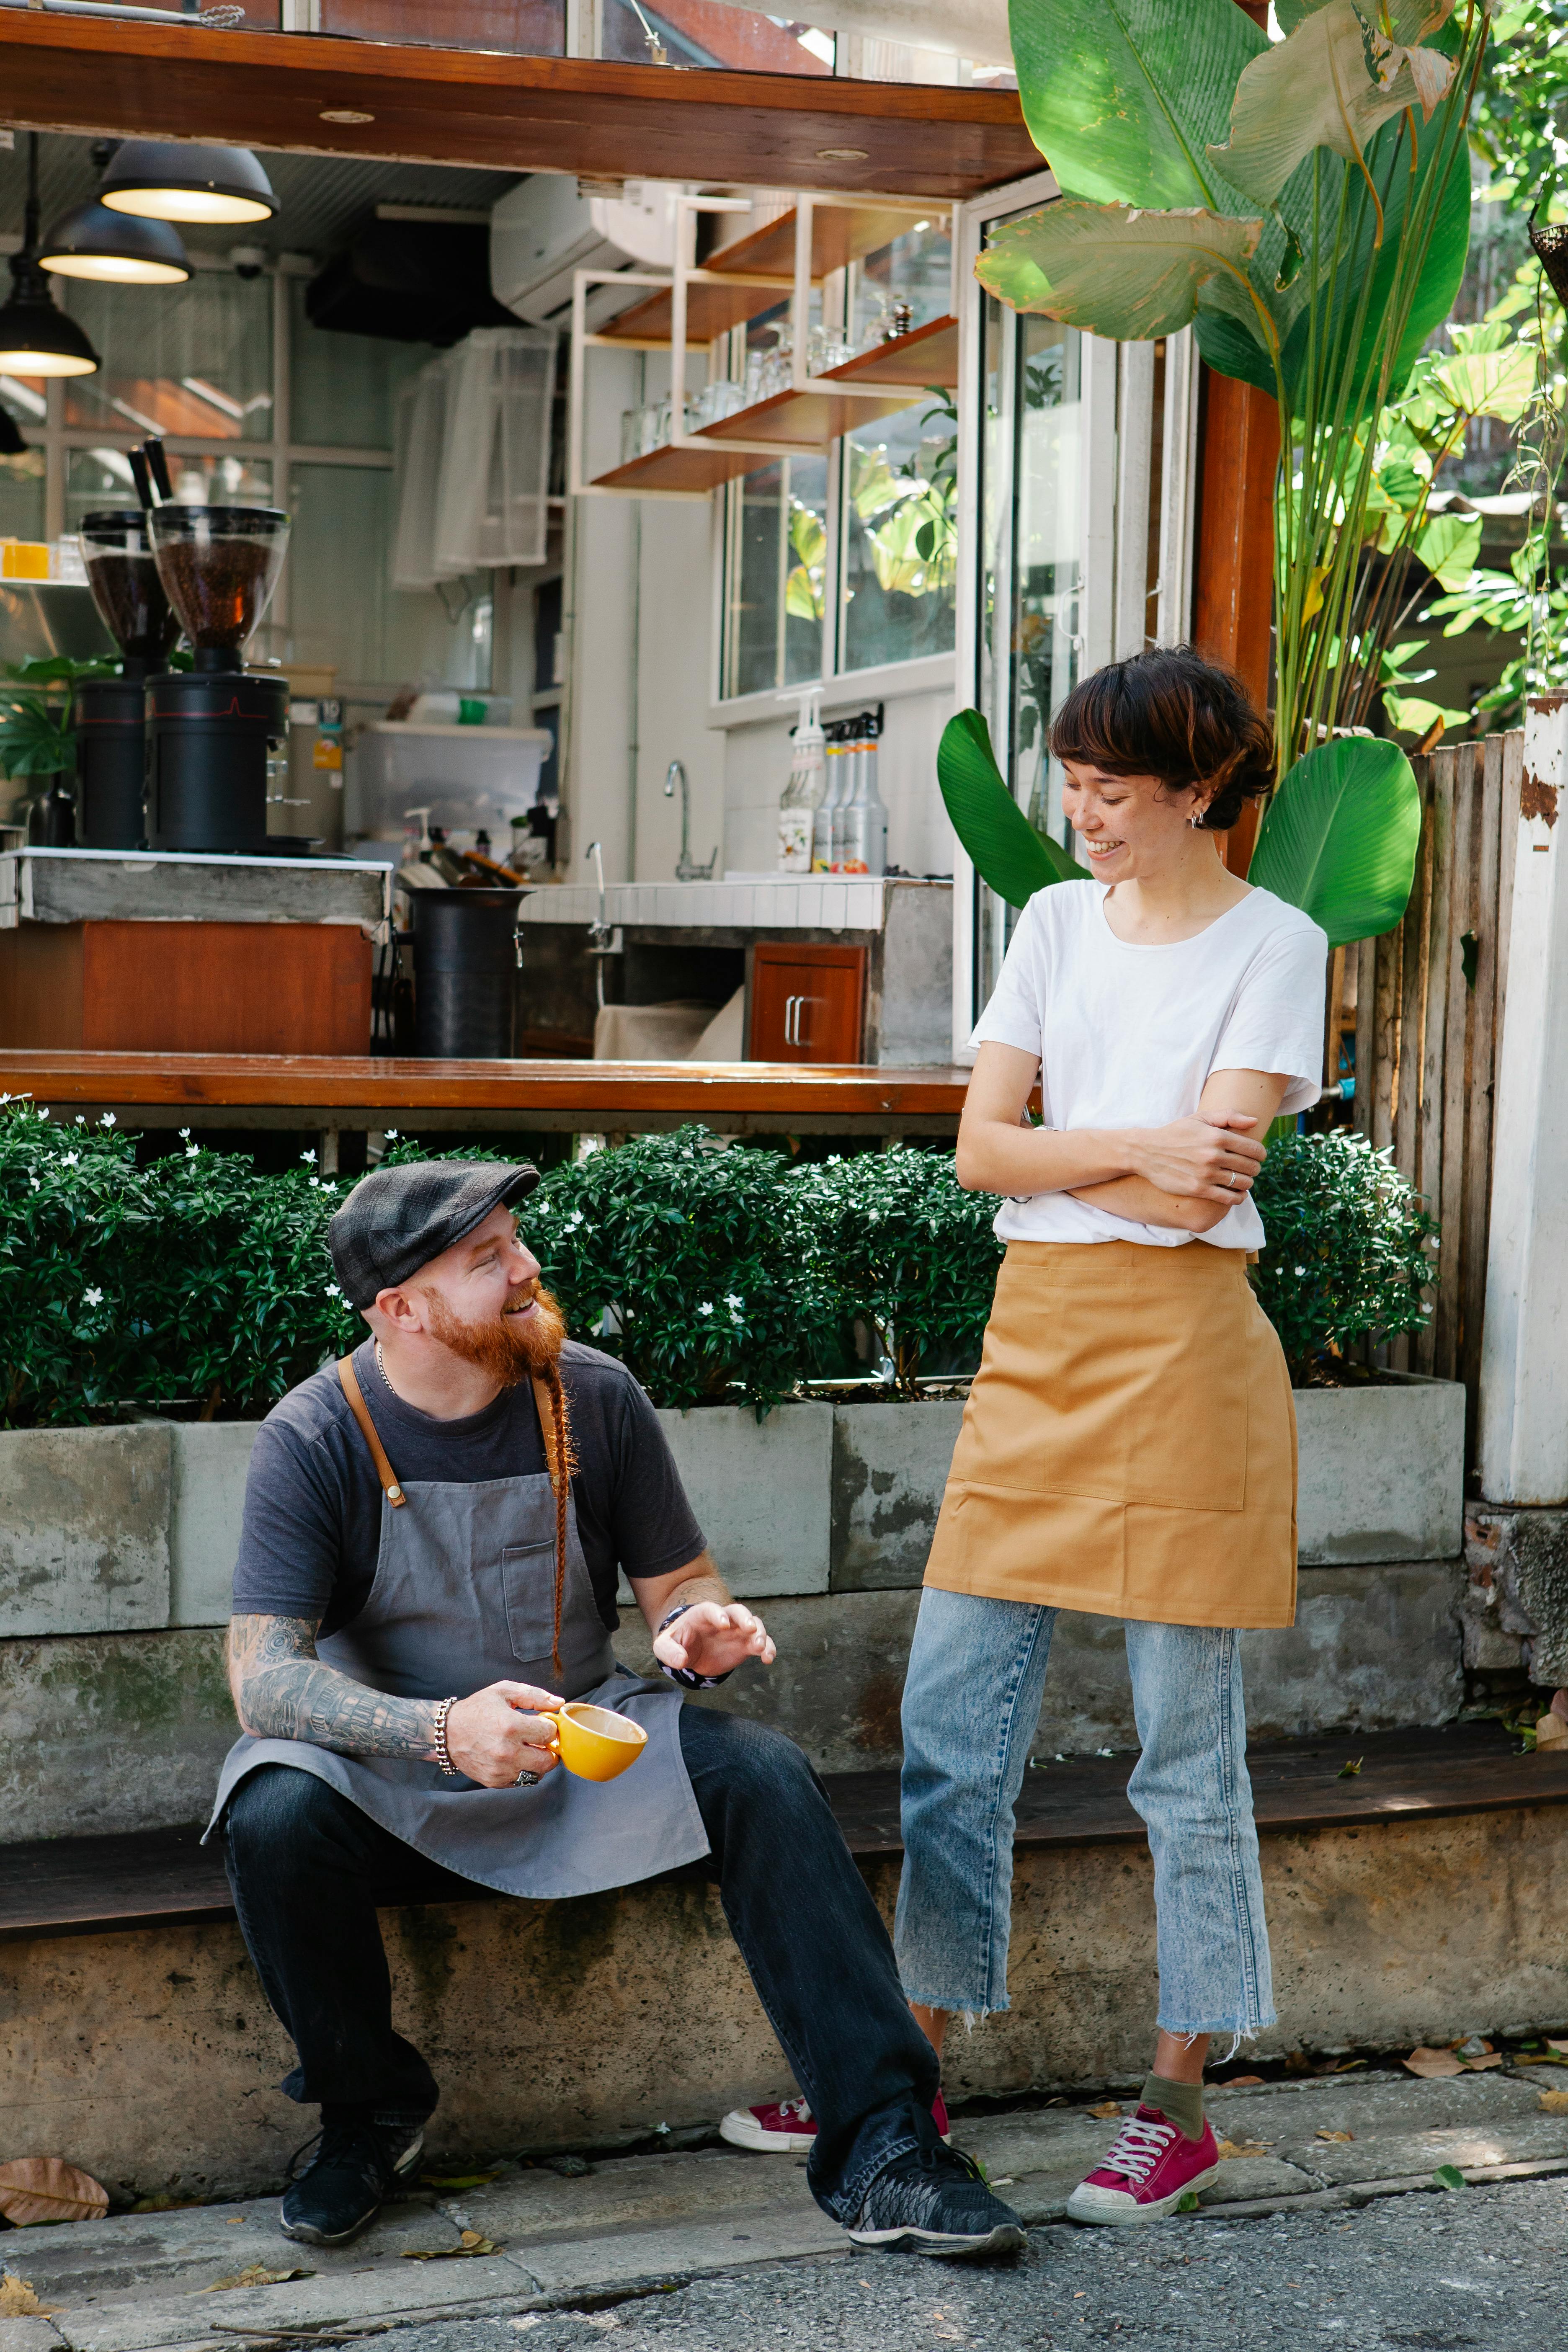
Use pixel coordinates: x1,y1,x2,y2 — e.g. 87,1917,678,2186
490,177,688,327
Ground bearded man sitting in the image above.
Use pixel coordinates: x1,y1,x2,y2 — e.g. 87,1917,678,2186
212,1159,1023,2262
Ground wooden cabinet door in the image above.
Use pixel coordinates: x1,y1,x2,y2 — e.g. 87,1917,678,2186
749,941,866,1063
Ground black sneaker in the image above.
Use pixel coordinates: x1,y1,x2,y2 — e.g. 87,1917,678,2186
848,2144,1027,2260
280,2113,426,2246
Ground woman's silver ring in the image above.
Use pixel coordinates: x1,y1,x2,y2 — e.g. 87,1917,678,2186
1225,1170,1235,1188
515,1768,540,1788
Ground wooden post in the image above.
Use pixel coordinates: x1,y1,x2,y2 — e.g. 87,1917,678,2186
1479,695,1568,1503
1192,369,1280,877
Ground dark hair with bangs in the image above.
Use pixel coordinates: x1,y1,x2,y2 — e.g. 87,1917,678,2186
1047,646,1274,833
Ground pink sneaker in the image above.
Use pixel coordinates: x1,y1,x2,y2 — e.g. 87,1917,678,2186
720,2090,951,2154
1066,2105,1220,2226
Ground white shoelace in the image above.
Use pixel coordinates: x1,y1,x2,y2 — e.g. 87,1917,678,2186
779,2097,812,2123
1100,2113,1176,2185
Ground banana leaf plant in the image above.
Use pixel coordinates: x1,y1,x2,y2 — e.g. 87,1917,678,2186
978,0,1489,794
939,707,1421,950
0,658,112,784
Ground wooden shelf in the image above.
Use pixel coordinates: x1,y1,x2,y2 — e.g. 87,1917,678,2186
599,202,931,346
589,314,958,493
0,15,1039,197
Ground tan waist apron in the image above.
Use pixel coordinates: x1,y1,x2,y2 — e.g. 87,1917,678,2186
924,1240,1297,1630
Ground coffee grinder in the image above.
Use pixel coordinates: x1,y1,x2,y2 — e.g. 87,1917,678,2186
144,503,291,853
75,509,182,848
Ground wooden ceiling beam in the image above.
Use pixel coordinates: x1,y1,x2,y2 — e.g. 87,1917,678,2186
0,16,1039,200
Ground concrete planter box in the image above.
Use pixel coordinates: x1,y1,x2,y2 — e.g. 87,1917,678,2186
0,1375,1466,1629
1294,1373,1465,1566
0,1378,1468,1839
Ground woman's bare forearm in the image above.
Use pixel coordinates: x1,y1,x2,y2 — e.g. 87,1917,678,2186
227,1613,439,1759
955,1120,1146,1196
1066,1174,1226,1233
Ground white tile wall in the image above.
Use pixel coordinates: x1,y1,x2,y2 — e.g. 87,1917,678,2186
516,878,890,932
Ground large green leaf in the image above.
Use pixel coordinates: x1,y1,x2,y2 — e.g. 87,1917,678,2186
938,709,1084,908
975,201,1263,341
1207,0,1454,209
1434,323,1537,425
1271,98,1471,420
1247,737,1421,944
1007,0,1264,211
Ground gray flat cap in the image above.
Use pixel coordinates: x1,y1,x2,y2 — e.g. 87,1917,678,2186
329,1158,539,1308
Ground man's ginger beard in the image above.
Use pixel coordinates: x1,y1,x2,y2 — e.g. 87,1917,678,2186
419,1281,567,1385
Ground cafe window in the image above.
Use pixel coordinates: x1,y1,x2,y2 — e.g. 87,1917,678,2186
717,222,957,700
9,265,487,696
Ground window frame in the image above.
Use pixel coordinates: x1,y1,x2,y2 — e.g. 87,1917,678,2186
948,168,1200,1056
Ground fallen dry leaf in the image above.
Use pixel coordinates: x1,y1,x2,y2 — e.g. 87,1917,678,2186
1534,1712,1568,1751
1089,2102,1122,2120
1548,2039,1568,2055
204,2265,312,2292
1216,2138,1271,2161
0,2157,110,2228
400,2233,503,2262
0,2275,53,2318
1225,2074,1264,2088
1316,2130,1354,2143
1404,2047,1465,2079
1462,2054,1504,2071
1540,2090,1568,2114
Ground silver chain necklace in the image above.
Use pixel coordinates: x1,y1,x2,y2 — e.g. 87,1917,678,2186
373,1338,396,1395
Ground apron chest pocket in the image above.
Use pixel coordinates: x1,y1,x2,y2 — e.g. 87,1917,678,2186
501,1540,560,1663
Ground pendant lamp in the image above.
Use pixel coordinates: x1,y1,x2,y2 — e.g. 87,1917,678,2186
0,137,101,379
98,141,278,227
40,196,191,285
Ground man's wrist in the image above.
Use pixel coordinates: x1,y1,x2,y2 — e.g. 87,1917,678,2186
655,1600,733,1692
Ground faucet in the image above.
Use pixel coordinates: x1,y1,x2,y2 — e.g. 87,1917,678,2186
583,838,620,1009
664,760,717,881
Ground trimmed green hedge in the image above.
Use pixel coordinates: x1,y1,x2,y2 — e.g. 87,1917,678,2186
0,1101,1436,1425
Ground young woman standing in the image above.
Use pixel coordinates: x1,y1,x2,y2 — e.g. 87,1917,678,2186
898,647,1327,2225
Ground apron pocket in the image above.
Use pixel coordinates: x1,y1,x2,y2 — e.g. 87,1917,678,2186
501,1539,560,1663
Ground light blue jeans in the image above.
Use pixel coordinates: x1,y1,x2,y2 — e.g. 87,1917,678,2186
895,1588,1275,2038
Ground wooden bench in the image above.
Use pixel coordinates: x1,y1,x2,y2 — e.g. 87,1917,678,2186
8,1722,1563,1946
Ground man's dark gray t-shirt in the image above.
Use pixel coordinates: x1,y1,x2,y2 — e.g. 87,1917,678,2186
232,1338,706,1635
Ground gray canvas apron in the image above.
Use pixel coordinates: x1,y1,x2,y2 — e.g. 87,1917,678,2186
207,1360,708,1901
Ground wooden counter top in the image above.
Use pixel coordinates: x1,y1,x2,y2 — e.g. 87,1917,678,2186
0,1052,971,1137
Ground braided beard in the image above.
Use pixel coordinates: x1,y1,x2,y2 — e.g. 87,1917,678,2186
421,1282,568,1385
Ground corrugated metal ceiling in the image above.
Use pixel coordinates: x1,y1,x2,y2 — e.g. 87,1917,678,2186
0,130,521,262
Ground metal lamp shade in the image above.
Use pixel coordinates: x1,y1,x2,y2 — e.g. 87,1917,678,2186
39,198,191,286
98,141,278,226
0,254,100,377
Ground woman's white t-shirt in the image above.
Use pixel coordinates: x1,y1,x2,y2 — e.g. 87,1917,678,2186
970,879,1328,1252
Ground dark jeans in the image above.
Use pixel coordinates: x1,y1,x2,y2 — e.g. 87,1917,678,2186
221,1706,940,2223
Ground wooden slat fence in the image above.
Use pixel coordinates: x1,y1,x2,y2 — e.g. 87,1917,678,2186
1330,731,1522,1458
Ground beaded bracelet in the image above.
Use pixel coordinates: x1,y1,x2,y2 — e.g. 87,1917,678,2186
432,1695,460,1776
655,1600,734,1691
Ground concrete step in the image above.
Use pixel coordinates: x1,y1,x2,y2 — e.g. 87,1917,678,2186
6,2072,1568,2352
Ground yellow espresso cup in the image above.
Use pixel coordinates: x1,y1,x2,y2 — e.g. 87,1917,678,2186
540,1701,647,1783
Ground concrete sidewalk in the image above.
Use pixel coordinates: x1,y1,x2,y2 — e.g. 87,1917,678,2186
3,2068,1568,2352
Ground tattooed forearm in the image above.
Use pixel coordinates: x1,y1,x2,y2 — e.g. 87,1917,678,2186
227,1614,439,1760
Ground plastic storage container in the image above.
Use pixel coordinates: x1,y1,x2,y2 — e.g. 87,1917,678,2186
355,721,552,848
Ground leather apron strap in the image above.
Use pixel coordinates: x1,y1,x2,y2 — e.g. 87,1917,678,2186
337,1354,406,1506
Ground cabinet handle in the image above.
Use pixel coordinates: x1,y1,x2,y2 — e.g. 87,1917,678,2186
783,993,800,1047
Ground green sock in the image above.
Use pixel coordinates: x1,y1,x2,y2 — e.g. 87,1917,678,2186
1142,2072,1204,2141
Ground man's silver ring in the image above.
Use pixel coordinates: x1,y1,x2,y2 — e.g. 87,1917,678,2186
1226,1170,1235,1188
515,1768,540,1788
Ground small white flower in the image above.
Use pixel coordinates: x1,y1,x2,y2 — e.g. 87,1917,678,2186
566,1210,585,1230
1294,1264,1307,1276
179,1127,191,1140
325,1283,342,1299
301,1149,317,1165
697,1301,714,1316
74,1114,86,1126
62,1152,79,1167
186,1144,199,1159
724,1293,743,1311
83,1287,103,1307
384,1127,399,1140
28,1176,39,1191
308,1176,320,1189
100,1112,116,1127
